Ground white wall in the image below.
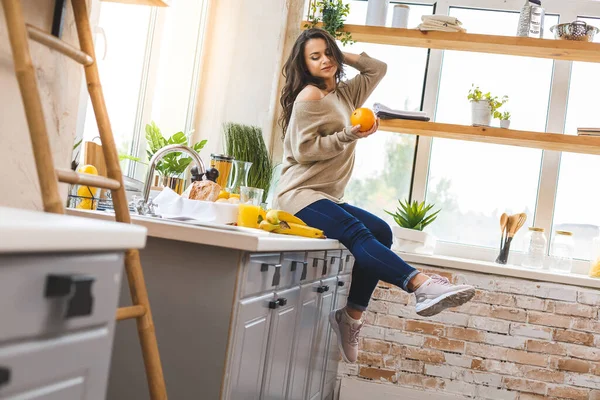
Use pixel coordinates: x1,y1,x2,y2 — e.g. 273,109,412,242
0,0,95,209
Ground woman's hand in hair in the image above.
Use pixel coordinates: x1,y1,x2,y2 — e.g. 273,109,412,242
352,117,380,138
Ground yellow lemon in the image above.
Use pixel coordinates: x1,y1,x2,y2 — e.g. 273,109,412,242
76,164,99,198
229,193,240,199
76,198,95,210
218,190,230,200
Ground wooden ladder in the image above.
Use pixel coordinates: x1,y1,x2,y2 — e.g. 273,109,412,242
1,0,167,398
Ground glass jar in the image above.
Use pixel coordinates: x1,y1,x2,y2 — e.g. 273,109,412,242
549,230,575,274
521,227,547,270
590,235,600,278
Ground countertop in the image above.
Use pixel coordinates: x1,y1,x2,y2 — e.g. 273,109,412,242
67,209,341,252
1,206,147,254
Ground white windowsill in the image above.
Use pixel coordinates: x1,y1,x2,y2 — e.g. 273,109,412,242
397,252,600,290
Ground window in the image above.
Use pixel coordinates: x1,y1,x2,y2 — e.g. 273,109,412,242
80,1,209,181
343,2,434,221
553,17,600,260
426,8,558,251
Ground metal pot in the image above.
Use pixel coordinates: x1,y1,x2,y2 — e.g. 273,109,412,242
550,21,599,42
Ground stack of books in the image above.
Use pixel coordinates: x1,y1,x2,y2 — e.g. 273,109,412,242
577,127,600,137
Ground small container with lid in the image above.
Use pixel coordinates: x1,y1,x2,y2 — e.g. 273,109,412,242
210,154,234,188
521,227,547,270
549,230,575,273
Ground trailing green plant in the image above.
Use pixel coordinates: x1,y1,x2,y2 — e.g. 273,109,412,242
468,84,508,116
305,0,354,46
223,123,275,202
385,199,441,231
145,121,207,177
494,110,511,121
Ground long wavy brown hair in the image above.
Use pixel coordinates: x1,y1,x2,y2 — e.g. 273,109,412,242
279,28,345,137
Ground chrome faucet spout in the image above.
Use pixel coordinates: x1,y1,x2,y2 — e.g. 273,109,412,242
143,144,206,203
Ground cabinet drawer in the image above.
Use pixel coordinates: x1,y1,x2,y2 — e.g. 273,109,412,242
241,253,282,298
0,328,112,399
0,253,123,343
326,250,342,277
280,252,307,288
307,251,327,281
341,250,355,274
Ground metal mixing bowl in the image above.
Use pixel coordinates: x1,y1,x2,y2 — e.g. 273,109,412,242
550,21,599,42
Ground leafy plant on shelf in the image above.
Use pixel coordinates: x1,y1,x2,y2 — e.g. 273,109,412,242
467,84,508,115
305,0,354,46
494,110,511,121
139,121,207,177
385,199,441,231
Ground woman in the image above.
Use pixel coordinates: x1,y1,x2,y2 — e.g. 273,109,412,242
274,28,474,363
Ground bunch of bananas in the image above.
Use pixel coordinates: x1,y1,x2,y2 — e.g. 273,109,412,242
258,210,325,239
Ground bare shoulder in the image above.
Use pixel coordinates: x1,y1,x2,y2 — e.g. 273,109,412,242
296,85,325,102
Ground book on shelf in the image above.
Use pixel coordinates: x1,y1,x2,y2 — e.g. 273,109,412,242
577,127,600,136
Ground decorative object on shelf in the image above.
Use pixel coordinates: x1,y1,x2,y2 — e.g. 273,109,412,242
589,235,600,278
144,121,207,194
468,85,508,127
549,230,575,273
418,15,465,33
495,111,512,129
305,0,354,45
496,212,527,264
517,0,545,38
386,199,440,255
223,123,275,201
577,127,600,136
521,227,547,269
373,102,430,121
365,0,388,27
551,21,599,42
391,4,410,29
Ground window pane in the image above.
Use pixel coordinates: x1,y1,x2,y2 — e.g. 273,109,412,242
553,17,600,260
343,2,433,221
82,3,151,155
426,8,558,250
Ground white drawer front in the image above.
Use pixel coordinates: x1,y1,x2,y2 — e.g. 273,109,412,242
280,252,307,288
326,250,342,277
307,251,327,281
0,328,112,399
342,250,355,274
241,253,282,298
0,253,123,343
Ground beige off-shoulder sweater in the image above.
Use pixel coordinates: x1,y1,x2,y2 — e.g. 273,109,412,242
274,53,387,215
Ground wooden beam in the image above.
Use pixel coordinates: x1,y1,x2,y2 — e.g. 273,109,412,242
302,22,600,63
380,120,600,156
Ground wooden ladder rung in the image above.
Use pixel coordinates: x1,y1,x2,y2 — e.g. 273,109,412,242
56,168,121,190
26,24,93,66
117,305,147,321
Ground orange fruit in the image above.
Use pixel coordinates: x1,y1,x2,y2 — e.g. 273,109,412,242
350,108,376,132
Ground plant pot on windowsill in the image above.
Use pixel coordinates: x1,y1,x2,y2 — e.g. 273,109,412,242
471,100,492,126
385,199,441,256
392,226,437,255
500,119,511,129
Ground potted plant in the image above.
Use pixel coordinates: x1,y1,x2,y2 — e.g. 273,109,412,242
305,0,354,46
495,110,511,129
467,85,508,127
385,199,440,255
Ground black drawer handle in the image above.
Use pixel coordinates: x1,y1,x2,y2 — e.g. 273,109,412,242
261,264,282,287
268,300,278,309
322,260,328,276
0,367,10,387
45,274,95,319
277,298,287,307
317,285,330,293
323,285,330,292
293,261,309,281
338,281,345,287
346,254,351,263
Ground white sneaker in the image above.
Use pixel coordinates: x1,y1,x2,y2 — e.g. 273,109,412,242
414,274,475,317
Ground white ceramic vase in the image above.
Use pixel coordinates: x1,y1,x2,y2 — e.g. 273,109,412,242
392,5,410,28
471,100,492,126
392,226,437,255
500,119,511,129
366,0,389,26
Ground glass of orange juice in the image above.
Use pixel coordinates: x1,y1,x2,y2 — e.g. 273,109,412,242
237,186,264,228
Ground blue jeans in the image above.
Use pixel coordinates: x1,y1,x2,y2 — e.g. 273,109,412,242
296,199,419,311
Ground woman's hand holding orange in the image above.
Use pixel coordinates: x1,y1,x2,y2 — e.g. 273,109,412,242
351,117,380,138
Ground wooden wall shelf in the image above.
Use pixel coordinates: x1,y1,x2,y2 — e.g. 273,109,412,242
302,22,600,63
102,0,169,6
380,120,600,156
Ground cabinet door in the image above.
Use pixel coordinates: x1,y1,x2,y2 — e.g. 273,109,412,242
322,274,352,398
307,277,337,400
261,287,301,400
229,293,274,400
286,281,321,400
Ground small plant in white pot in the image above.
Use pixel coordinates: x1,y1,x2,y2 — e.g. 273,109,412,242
467,85,508,127
385,199,440,255
495,110,511,129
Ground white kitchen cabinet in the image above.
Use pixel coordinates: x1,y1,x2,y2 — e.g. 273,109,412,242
307,276,338,400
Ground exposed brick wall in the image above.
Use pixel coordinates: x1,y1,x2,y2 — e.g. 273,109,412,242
340,266,600,399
